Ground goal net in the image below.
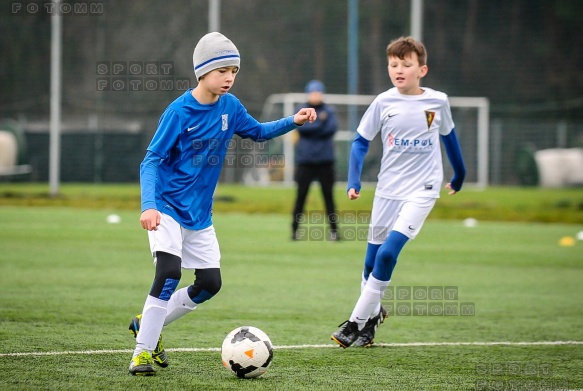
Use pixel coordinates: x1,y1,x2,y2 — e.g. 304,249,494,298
246,93,489,188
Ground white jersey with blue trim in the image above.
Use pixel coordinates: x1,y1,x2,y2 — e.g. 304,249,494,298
143,88,295,230
357,87,455,200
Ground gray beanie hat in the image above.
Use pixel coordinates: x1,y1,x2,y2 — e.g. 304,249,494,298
193,32,240,80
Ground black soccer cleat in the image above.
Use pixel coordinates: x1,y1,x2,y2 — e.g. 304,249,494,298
329,230,340,241
352,305,388,347
331,320,360,348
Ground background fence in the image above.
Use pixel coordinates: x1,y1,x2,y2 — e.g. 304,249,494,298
2,0,583,186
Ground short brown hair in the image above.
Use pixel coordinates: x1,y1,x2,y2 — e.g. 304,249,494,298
386,36,427,66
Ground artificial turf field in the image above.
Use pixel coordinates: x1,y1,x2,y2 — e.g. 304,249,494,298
1,198,582,390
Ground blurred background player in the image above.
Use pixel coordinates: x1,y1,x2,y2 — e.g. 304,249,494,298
128,32,317,375
331,36,466,348
291,80,340,241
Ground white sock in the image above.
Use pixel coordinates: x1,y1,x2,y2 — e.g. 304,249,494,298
349,275,390,330
133,295,168,357
361,273,382,319
360,273,367,292
164,287,197,326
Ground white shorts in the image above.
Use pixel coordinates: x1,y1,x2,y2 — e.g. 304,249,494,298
147,212,221,270
368,195,436,244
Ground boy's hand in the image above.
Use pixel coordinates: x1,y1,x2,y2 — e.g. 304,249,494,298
347,188,360,200
293,108,317,125
140,209,161,230
445,183,458,195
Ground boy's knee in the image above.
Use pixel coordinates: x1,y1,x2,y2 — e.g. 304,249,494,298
188,268,222,304
150,252,182,300
376,246,398,269
199,269,222,295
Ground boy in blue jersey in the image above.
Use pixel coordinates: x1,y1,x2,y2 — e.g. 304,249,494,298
128,32,316,375
331,36,466,348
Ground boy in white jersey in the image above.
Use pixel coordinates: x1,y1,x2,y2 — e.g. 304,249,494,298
128,32,316,375
331,36,466,348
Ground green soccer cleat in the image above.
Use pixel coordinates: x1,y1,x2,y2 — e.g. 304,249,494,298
352,305,388,347
128,351,156,376
129,314,169,368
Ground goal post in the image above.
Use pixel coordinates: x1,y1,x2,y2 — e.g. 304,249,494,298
448,96,490,189
258,93,490,188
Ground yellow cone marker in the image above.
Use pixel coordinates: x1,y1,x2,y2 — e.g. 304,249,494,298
559,236,575,247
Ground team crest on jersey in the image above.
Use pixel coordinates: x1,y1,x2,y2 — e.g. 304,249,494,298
424,110,436,131
221,114,228,131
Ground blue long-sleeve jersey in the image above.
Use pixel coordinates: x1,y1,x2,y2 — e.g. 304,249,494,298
141,89,297,230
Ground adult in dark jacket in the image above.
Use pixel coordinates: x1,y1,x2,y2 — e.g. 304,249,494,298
292,80,339,241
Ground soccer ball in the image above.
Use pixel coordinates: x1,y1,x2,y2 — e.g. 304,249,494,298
221,326,273,378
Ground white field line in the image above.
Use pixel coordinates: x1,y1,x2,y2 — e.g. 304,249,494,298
0,341,582,357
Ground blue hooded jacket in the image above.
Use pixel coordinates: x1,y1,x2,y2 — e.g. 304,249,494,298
294,102,338,164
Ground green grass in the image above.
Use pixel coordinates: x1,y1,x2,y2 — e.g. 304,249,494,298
1,204,582,390
1,182,583,223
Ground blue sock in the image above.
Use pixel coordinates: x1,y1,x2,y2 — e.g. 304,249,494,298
371,231,409,281
362,243,381,280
